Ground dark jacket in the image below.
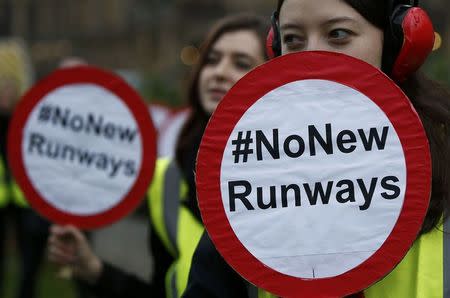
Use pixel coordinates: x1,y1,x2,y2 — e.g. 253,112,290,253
88,218,172,298
182,232,252,298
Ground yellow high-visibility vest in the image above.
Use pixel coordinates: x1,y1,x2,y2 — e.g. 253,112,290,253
258,220,449,298
0,156,9,208
149,157,449,298
147,158,203,298
0,154,28,208
11,179,28,207
364,219,449,298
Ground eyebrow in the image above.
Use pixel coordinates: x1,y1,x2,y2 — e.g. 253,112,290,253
321,17,358,26
233,53,254,60
280,16,358,31
280,23,304,31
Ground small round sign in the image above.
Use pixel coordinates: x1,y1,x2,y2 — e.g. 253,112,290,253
196,51,431,297
8,66,156,229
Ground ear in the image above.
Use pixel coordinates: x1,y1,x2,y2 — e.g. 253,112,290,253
266,11,282,59
266,27,277,59
391,7,435,82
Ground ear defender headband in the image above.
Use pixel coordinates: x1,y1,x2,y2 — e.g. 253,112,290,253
266,0,435,82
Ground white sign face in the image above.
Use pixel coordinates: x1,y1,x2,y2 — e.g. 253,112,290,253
220,80,406,278
23,83,142,215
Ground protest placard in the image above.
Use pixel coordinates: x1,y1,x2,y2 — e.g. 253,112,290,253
196,51,431,297
8,66,156,229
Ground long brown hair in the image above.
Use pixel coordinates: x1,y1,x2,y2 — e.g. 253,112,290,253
277,0,450,234
175,14,269,174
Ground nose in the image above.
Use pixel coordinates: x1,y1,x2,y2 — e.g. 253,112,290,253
304,37,327,52
212,58,232,81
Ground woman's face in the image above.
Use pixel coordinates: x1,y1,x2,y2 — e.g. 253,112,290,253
279,0,383,68
199,30,265,114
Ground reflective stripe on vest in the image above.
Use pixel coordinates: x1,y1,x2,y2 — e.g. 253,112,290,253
162,159,183,256
148,158,202,298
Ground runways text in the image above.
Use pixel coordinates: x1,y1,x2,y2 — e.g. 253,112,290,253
228,176,400,212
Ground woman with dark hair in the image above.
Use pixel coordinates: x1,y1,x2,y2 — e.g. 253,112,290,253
47,14,269,298
176,13,269,221
183,1,450,297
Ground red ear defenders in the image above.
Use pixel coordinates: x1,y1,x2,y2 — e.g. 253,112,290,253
266,11,281,60
266,0,435,82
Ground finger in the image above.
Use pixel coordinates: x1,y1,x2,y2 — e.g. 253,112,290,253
51,225,86,246
50,224,69,235
48,246,76,265
49,227,81,248
48,244,76,258
64,225,87,244
48,234,75,251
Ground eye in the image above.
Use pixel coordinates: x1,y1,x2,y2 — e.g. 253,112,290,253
234,59,253,71
282,34,306,50
205,52,220,65
328,29,353,43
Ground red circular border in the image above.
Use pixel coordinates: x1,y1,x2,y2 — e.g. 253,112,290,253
8,66,156,230
196,51,431,297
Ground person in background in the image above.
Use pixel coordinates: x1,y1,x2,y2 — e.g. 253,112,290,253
183,0,450,297
0,73,50,298
48,13,269,298
58,56,88,69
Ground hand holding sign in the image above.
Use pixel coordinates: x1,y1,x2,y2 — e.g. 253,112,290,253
196,52,431,297
8,66,156,229
48,225,102,282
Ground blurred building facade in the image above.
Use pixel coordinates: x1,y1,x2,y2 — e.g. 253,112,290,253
0,0,449,99
0,0,272,82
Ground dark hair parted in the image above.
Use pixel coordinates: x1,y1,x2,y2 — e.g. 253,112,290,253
277,0,450,234
175,14,269,196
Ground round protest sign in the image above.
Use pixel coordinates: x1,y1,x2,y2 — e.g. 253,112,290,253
196,51,431,297
8,66,156,229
